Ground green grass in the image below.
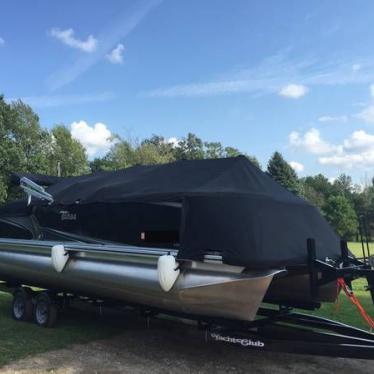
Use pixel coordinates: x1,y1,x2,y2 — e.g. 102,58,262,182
347,241,373,258
312,242,374,330
0,242,372,366
0,293,125,367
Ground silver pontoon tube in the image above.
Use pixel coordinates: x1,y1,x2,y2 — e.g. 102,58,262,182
0,239,283,321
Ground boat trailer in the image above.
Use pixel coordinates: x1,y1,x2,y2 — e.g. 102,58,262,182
1,282,373,359
0,237,373,359
202,307,374,360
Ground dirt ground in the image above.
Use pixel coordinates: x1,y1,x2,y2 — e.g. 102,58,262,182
1,315,372,374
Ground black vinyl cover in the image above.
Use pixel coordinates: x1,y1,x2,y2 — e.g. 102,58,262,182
11,156,340,268
11,172,62,187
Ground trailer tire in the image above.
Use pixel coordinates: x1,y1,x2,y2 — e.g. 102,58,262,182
12,289,33,322
34,293,58,328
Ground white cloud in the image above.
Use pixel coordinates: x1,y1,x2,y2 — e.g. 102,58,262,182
145,80,260,98
343,130,374,152
70,121,117,157
289,84,374,170
356,84,374,123
370,84,374,97
328,177,336,184
145,51,374,98
289,128,337,155
318,115,348,123
319,152,374,168
47,0,163,91
289,161,304,173
0,37,4,45
290,127,374,169
167,137,179,147
49,28,97,53
106,43,125,64
357,104,374,123
279,84,308,99
6,92,115,108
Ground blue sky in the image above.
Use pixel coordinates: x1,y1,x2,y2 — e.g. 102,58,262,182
1,0,374,183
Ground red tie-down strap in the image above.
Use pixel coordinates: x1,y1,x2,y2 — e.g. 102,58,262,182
337,277,374,330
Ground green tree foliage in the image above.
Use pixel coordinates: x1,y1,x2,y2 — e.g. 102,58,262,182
90,157,117,172
301,174,333,210
323,195,359,239
97,140,135,170
224,146,241,158
134,142,175,165
0,97,53,201
9,101,52,174
0,97,17,201
205,142,225,159
88,133,260,171
0,97,89,201
141,135,175,162
332,174,353,198
49,125,89,176
267,151,301,195
174,133,205,160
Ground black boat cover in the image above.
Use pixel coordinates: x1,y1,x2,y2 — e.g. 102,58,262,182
9,157,340,268
11,172,62,187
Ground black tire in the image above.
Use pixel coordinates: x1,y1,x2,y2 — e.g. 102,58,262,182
12,289,34,322
34,293,58,328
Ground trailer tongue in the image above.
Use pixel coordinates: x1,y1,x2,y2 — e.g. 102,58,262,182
206,308,374,360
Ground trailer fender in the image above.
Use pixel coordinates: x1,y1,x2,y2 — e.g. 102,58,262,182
51,244,69,272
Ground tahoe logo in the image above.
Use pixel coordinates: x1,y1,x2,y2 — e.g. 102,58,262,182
59,211,77,221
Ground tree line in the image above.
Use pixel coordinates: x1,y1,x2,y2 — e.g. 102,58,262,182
0,96,370,240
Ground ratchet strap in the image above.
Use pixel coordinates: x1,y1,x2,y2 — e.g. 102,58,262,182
337,277,374,330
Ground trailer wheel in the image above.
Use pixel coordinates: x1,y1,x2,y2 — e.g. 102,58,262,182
12,289,33,322
34,293,58,328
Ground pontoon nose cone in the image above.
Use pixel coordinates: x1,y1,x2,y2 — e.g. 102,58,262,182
157,255,180,292
51,244,69,273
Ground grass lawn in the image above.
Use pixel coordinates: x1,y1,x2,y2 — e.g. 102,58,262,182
0,241,372,366
0,293,125,367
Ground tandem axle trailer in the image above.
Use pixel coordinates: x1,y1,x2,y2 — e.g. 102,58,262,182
0,236,373,360
1,282,374,360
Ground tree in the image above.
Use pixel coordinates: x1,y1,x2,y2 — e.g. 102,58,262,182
303,174,333,197
174,133,205,160
141,135,175,162
0,97,53,201
302,183,325,209
49,125,89,176
9,101,52,174
205,142,224,159
90,157,116,172
267,152,300,195
323,195,358,239
101,140,135,169
301,174,334,210
224,146,241,158
332,174,353,199
134,142,175,165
